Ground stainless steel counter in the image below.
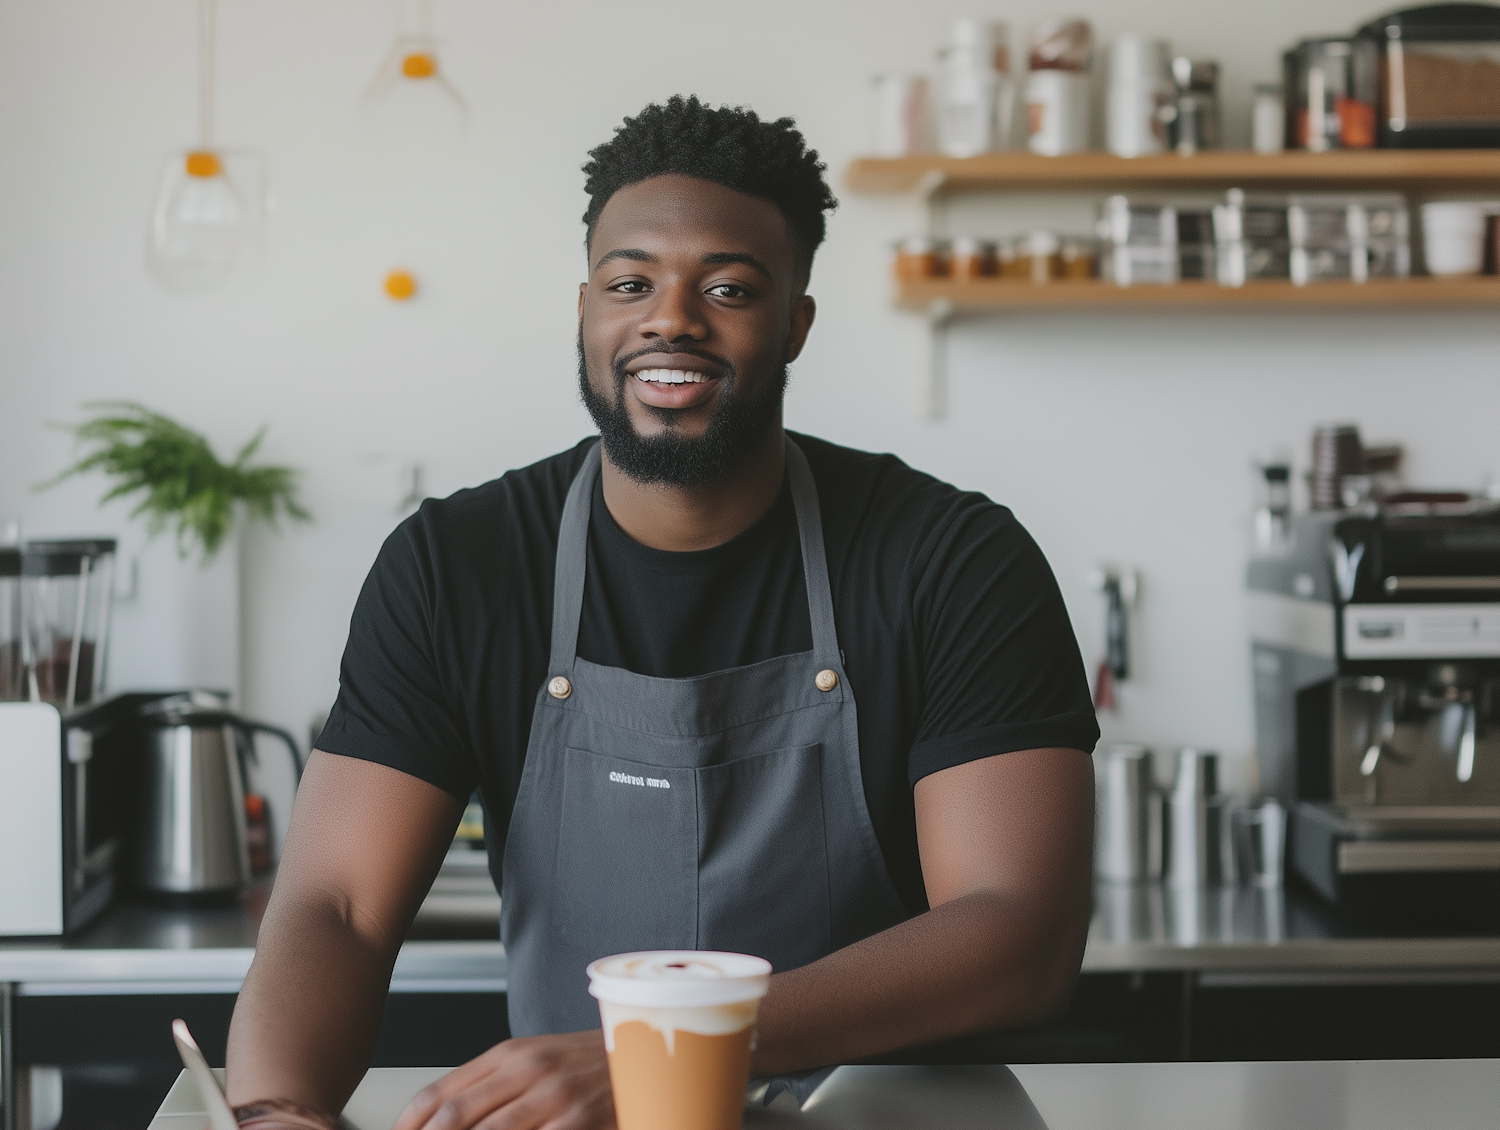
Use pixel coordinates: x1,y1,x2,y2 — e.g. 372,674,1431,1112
1084,881,1500,976
0,852,506,995
149,1060,1500,1130
5,880,1498,994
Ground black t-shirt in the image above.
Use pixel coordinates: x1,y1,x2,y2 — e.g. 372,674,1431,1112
319,432,1098,914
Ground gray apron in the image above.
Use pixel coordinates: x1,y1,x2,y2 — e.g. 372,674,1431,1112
501,438,908,1039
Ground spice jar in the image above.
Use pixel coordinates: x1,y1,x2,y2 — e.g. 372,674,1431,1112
950,236,997,280
1060,238,1097,279
1016,231,1063,282
893,237,946,281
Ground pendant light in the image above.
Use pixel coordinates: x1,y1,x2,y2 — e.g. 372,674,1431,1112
146,0,267,292
361,0,468,139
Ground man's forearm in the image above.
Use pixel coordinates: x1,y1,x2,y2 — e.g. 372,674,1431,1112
225,894,403,1116
750,888,1086,1076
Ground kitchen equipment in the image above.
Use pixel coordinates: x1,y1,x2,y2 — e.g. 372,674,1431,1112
1252,84,1286,152
1100,196,1177,285
1,544,21,700
1422,200,1496,274
1246,499,1500,922
1096,745,1165,882
1166,57,1221,155
1252,457,1294,554
1310,423,1366,510
1280,193,1412,285
936,19,1014,156
0,694,146,936
1167,749,1236,887
1235,799,1287,887
21,538,116,710
873,74,928,157
133,692,303,897
1106,35,1173,157
172,1019,238,1130
1359,3,1500,149
1026,20,1092,156
1283,37,1379,150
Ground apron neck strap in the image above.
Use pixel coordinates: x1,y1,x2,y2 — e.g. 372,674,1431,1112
548,436,841,675
783,438,841,668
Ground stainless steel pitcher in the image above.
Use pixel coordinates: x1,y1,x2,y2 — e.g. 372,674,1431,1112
132,692,302,896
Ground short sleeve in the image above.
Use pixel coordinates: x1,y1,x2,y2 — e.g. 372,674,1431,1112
317,516,479,800
906,497,1099,786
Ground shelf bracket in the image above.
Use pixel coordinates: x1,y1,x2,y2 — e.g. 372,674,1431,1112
913,169,952,419
920,297,954,420
917,169,948,239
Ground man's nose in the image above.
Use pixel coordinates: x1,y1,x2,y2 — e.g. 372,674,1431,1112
638,280,708,342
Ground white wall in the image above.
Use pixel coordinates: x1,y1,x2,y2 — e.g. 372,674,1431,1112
3,0,1498,801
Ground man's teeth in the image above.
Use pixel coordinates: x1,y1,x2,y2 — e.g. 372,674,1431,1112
635,369,711,384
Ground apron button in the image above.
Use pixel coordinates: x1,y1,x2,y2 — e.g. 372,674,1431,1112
815,669,839,692
548,676,572,700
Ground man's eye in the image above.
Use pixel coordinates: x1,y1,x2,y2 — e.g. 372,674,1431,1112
708,283,749,298
611,280,649,294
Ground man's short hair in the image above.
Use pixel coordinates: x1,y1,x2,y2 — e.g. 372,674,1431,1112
582,95,837,287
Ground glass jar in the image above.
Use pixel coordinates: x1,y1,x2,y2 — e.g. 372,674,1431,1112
21,539,116,710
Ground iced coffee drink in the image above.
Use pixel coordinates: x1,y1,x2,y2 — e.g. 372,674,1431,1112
587,951,772,1130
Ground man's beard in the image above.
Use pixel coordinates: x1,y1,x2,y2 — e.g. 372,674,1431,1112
577,332,788,488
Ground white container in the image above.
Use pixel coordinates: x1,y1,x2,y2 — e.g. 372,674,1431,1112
1026,69,1090,155
936,19,1015,156
1421,201,1492,275
1106,35,1173,158
873,74,927,157
938,52,999,157
1252,85,1285,153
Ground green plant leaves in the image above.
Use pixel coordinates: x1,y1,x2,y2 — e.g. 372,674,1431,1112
43,401,310,563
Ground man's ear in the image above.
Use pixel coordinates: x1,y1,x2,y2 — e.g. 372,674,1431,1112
784,295,816,364
578,282,587,325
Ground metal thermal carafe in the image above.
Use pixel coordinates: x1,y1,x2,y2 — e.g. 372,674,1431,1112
1247,502,1500,922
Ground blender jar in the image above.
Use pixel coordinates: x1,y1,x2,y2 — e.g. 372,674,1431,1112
0,546,21,701
22,539,117,710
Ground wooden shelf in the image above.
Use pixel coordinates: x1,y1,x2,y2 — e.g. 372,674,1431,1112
896,275,1500,312
848,150,1500,194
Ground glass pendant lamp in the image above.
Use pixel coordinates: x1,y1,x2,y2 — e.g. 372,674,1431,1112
146,0,267,292
361,0,468,140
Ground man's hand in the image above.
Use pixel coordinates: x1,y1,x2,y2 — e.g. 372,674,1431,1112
392,1032,616,1130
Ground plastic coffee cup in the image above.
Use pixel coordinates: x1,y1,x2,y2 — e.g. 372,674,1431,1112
588,951,772,1130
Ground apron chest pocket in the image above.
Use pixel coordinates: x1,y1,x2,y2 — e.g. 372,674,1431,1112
695,742,832,969
554,743,831,967
555,748,698,953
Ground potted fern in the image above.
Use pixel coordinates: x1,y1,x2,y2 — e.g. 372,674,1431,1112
46,402,309,563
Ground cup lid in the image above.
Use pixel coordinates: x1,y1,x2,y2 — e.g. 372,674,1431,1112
587,951,772,1008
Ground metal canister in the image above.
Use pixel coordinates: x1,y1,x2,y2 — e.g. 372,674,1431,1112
1096,745,1165,882
1167,748,1235,887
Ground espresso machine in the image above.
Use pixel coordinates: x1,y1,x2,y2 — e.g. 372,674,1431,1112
1247,501,1500,921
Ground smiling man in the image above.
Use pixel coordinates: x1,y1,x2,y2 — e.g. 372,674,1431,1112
224,97,1099,1130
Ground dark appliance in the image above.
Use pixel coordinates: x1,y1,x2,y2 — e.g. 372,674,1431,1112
1359,3,1500,148
1246,502,1500,922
